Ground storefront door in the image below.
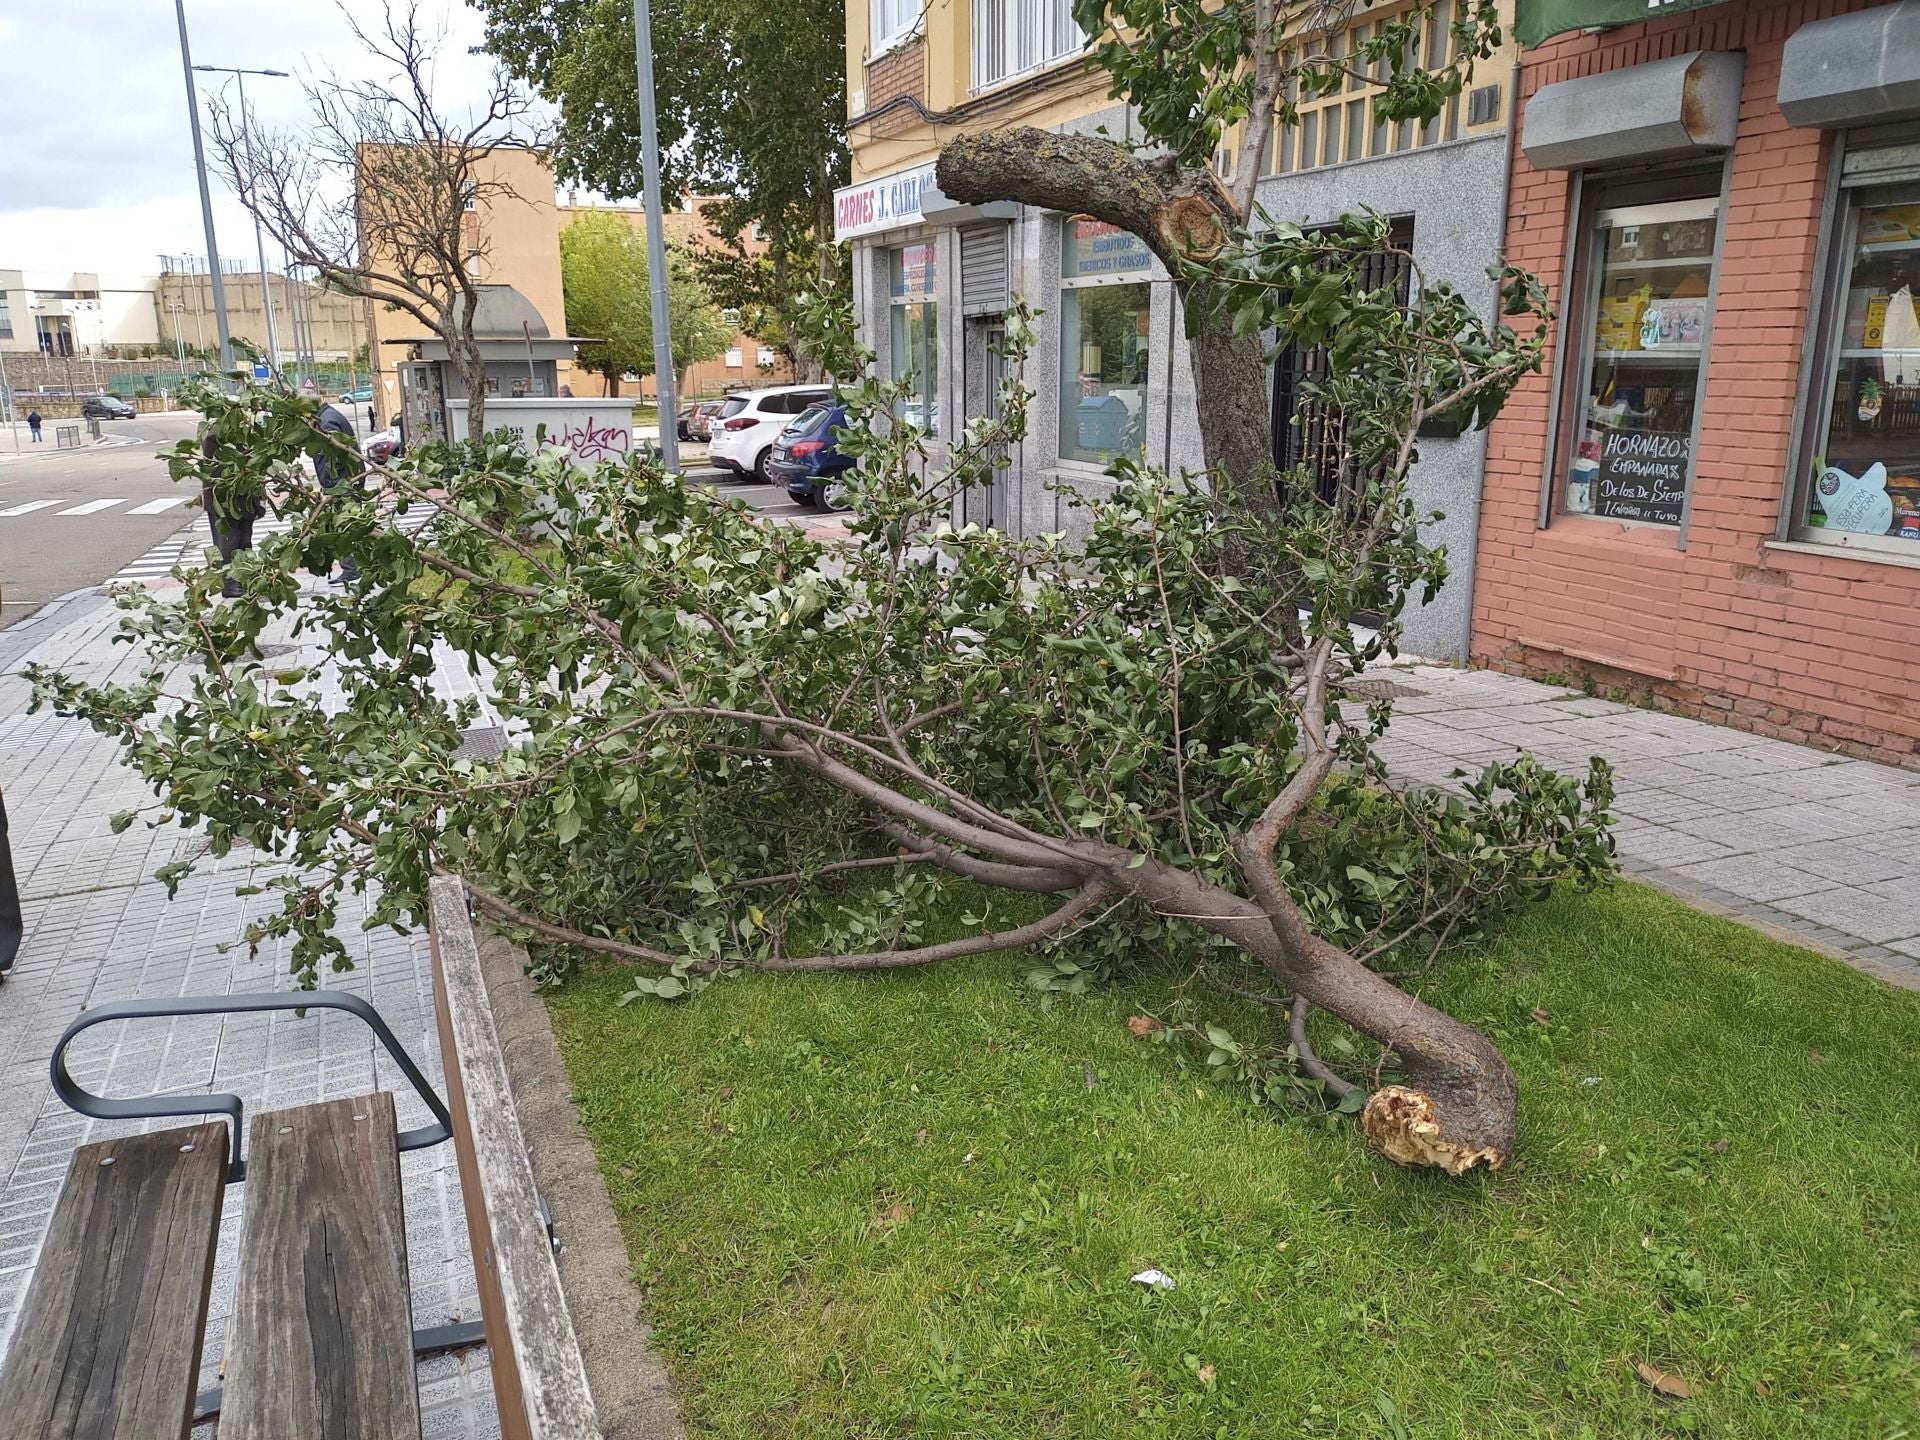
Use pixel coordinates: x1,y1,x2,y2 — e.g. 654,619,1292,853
963,320,1007,529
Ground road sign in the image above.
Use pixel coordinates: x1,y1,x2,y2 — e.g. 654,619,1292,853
252,361,271,381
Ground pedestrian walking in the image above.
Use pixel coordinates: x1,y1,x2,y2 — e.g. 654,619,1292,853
312,400,364,585
0,787,21,977
198,418,264,599
25,410,41,443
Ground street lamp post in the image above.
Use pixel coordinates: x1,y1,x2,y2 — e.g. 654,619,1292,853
173,0,233,373
630,0,678,471
168,301,188,372
193,64,290,379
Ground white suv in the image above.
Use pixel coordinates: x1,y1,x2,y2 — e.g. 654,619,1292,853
707,384,833,481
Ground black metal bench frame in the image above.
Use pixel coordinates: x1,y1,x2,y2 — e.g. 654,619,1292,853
47,989,487,1424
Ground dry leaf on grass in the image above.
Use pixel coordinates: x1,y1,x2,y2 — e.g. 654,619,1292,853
1128,1015,1164,1037
1197,1364,1216,1385
1633,1361,1696,1399
1530,1007,1551,1025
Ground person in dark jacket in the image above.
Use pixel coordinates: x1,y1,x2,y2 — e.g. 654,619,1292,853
0,787,20,976
312,401,364,585
25,410,41,443
200,421,264,599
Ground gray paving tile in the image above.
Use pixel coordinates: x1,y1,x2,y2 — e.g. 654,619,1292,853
1665,855,1830,905
1773,887,1920,946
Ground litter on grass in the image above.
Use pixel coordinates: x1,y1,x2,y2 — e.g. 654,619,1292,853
1130,1269,1176,1291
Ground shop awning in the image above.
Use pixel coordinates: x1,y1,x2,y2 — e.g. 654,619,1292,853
1521,50,1744,171
1514,0,1731,49
1779,1,1920,129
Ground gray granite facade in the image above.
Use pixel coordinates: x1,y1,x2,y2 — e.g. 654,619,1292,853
847,116,1512,661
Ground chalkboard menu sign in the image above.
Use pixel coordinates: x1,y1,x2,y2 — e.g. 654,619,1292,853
1593,427,1690,524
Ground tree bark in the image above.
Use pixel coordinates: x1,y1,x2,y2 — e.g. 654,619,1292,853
936,128,1274,494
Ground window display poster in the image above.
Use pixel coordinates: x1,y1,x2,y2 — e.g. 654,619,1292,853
1593,427,1689,524
891,242,937,300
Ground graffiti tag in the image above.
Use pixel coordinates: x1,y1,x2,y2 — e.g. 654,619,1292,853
557,417,632,463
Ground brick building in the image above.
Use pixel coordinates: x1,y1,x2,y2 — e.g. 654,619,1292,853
1474,0,1920,766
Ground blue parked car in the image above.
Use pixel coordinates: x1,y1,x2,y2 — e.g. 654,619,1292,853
769,401,856,510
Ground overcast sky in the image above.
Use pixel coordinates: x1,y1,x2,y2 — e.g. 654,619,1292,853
0,1,514,278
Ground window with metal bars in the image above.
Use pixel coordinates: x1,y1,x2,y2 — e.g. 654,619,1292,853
1270,217,1416,504
972,0,1084,91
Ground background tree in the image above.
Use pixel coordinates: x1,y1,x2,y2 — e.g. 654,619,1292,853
475,0,850,359
205,0,542,441
560,210,731,397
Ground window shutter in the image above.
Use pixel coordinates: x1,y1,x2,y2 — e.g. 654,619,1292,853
960,224,1010,316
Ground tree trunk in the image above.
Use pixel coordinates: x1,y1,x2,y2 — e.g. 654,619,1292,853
1101,847,1516,1171
607,371,621,398
936,129,1273,492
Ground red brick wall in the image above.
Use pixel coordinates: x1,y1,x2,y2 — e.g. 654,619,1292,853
867,39,926,139
1473,0,1920,768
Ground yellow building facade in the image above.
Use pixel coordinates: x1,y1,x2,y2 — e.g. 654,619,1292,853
836,0,1516,660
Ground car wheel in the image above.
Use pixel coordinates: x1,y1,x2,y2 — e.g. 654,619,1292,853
753,448,771,483
820,475,854,512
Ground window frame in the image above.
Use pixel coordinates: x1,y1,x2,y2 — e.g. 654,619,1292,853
888,241,940,437
971,0,1083,94
1056,217,1157,470
1538,158,1733,546
1783,122,1920,560
871,0,919,57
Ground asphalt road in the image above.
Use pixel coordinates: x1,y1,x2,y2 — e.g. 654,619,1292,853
0,415,823,630
0,412,207,630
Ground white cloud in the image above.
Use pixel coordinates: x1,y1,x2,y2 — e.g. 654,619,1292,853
0,0,513,277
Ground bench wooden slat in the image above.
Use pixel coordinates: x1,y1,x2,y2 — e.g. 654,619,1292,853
0,1120,226,1440
219,1093,422,1440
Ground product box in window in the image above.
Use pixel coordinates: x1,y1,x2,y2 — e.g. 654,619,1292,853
1860,205,1920,245
1594,292,1647,352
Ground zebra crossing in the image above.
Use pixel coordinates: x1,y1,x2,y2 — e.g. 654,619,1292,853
0,494,193,519
103,503,442,587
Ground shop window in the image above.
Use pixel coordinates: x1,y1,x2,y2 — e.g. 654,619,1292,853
1561,182,1721,527
1058,219,1154,467
889,242,938,435
1800,176,1920,550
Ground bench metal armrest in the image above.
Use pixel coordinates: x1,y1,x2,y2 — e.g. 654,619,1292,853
50,991,453,1182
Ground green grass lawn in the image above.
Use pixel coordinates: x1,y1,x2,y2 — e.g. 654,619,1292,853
546,883,1920,1437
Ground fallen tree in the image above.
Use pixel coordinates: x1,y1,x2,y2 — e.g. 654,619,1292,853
34,208,1608,1173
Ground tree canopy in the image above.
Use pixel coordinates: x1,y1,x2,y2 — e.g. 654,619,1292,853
476,0,849,305
560,209,731,394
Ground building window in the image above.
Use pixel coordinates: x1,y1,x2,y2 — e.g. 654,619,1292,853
1800,175,1920,550
889,242,938,434
1266,1,1468,176
725,347,743,368
972,0,1083,91
756,346,775,367
1058,219,1153,467
0,295,10,339
872,0,917,54
1272,217,1415,502
1561,184,1721,526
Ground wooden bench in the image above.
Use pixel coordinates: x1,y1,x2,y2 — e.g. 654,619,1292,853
0,880,600,1439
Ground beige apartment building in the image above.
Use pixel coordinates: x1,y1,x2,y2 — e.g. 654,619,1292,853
838,0,1516,660
363,145,576,427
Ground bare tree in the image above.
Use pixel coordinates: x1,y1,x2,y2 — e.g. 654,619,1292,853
206,0,542,441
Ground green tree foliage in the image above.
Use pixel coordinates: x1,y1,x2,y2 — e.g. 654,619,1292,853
34,223,1609,1173
476,0,849,312
559,210,731,395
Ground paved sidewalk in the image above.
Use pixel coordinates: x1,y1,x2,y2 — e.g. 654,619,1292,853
0,584,500,1437
1373,665,1920,989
